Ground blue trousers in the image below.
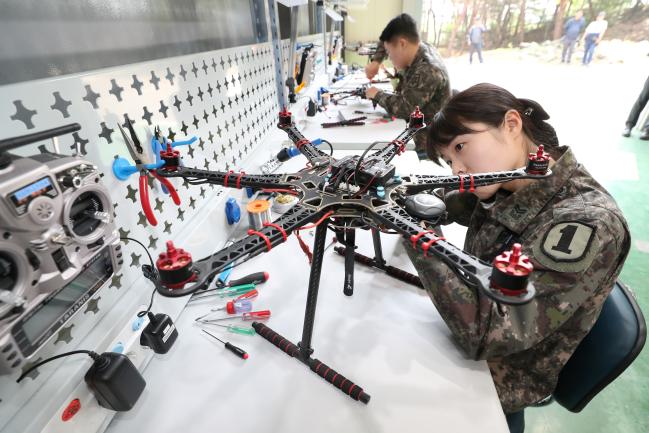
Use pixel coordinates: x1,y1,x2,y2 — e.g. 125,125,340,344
469,42,483,63
582,34,599,65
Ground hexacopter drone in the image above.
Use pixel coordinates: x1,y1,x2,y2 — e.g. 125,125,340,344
129,108,551,404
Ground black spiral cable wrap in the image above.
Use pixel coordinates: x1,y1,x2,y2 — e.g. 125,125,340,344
251,322,371,404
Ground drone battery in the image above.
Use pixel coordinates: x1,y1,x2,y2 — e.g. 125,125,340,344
84,352,146,411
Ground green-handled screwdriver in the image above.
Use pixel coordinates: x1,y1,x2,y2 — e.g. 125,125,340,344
203,323,256,336
202,329,249,359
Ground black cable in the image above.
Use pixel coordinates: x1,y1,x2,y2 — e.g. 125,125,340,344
120,237,157,317
353,141,389,187
120,237,154,268
17,350,100,383
320,139,334,156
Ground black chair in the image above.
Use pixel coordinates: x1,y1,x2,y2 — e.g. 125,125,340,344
552,280,646,412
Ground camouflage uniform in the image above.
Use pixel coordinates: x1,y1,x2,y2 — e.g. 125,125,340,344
404,146,630,413
370,43,451,158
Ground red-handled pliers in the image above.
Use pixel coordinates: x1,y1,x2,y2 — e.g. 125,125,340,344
118,120,180,226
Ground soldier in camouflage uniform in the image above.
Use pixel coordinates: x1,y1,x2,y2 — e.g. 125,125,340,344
404,83,630,433
363,14,450,160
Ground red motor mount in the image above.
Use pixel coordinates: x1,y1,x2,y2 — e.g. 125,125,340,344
156,241,197,289
408,106,425,129
159,142,181,171
490,243,533,297
278,107,293,128
526,145,550,175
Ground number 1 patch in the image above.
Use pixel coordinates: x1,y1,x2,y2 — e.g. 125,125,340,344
531,221,599,272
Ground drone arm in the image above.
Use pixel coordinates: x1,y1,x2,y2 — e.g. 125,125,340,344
370,204,492,286
154,203,325,297
277,109,331,166
369,108,426,164
402,169,553,194
157,166,295,190
281,125,331,165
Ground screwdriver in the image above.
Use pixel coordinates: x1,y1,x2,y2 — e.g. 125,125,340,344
190,284,256,301
235,289,259,301
202,329,249,359
200,310,271,322
194,299,253,322
200,323,256,336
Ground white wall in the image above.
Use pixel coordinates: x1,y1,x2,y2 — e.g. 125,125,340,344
345,0,404,43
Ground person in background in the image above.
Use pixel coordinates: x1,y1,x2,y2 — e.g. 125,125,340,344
622,74,649,140
363,13,451,160
561,10,585,64
467,18,487,64
582,11,607,66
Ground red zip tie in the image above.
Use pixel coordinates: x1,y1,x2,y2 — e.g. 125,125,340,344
295,139,310,149
469,174,475,192
263,222,287,242
459,175,465,193
262,188,298,196
410,230,435,249
422,235,446,257
395,139,406,154
224,170,234,187
295,231,313,264
296,211,334,231
236,171,246,189
349,384,357,396
247,229,272,252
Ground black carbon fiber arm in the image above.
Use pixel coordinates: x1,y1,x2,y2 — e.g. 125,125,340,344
153,203,326,297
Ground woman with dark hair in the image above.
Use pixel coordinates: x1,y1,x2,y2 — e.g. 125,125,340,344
404,83,630,433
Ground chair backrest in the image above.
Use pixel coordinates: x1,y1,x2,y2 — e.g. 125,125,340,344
553,280,646,412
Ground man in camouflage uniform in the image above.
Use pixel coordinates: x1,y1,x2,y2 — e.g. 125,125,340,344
364,14,450,160
404,145,630,430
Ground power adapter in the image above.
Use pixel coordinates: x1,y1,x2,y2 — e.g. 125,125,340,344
140,312,178,354
17,350,146,412
84,352,146,411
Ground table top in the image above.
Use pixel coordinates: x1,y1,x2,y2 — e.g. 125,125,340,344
292,72,412,147
106,150,509,433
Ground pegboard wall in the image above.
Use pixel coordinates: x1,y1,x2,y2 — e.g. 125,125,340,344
280,33,336,90
0,39,282,429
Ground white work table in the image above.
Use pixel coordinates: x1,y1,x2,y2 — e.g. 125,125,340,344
106,148,509,433
290,72,412,147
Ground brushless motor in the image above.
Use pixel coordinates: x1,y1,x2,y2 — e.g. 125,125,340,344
490,243,533,297
526,145,550,175
156,241,196,289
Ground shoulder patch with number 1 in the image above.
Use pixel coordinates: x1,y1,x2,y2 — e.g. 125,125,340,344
533,221,598,272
